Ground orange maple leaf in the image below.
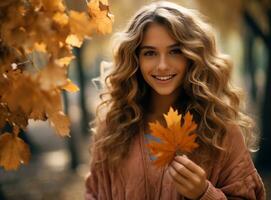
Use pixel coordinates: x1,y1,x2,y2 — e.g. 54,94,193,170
146,107,199,168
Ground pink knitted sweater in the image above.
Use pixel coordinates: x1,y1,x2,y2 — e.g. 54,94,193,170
85,125,266,199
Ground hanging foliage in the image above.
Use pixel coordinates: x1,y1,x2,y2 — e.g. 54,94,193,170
0,0,114,170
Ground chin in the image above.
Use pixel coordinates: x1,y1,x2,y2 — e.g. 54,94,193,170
153,89,176,96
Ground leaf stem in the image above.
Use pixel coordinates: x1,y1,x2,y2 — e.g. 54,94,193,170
28,54,40,72
176,150,184,156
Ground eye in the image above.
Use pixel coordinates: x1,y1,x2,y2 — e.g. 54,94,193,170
169,48,182,55
143,50,157,56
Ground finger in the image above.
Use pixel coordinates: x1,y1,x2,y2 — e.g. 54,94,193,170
171,160,203,187
168,165,192,188
171,160,195,180
174,155,206,178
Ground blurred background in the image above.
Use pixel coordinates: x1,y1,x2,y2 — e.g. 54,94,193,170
0,0,270,199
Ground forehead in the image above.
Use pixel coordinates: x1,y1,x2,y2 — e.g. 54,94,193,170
141,23,177,47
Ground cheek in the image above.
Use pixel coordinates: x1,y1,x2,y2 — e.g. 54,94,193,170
139,61,153,75
175,58,188,72
139,57,157,69
139,67,150,81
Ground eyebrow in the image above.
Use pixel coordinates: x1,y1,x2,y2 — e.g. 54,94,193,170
139,43,180,50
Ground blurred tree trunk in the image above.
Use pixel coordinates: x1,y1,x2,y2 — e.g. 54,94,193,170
74,46,93,137
63,92,80,170
244,28,257,102
244,5,271,171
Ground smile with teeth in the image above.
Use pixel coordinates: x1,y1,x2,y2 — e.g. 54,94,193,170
152,74,176,81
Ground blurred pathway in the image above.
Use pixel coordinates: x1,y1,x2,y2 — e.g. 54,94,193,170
0,120,91,200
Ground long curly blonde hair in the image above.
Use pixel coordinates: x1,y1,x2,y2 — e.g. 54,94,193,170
91,1,257,167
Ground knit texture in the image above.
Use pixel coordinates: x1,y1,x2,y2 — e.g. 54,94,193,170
85,125,266,200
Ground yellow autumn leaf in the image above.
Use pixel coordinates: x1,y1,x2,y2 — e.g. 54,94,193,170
69,10,95,40
33,42,47,52
146,107,199,168
95,11,113,34
55,55,75,67
41,0,65,12
100,0,109,5
0,132,30,170
87,0,100,15
87,0,114,35
62,79,79,93
65,34,83,48
53,12,69,26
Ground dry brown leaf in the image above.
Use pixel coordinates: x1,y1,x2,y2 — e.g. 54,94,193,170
2,72,38,114
0,0,16,8
0,130,30,170
28,0,42,10
37,62,67,91
49,111,70,137
146,107,199,168
0,105,9,129
7,108,29,129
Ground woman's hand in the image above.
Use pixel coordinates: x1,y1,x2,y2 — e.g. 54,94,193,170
168,155,208,199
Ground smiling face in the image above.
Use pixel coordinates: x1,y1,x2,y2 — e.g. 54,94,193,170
138,23,188,98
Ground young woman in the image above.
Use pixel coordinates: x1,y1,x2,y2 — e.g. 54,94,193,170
85,1,266,199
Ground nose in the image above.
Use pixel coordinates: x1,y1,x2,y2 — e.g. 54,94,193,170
156,54,169,72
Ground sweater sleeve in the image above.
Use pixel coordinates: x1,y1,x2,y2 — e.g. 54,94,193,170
199,125,266,200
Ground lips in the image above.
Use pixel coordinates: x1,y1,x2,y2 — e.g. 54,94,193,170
152,74,176,81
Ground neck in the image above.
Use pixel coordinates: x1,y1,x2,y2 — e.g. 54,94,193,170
146,89,180,122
